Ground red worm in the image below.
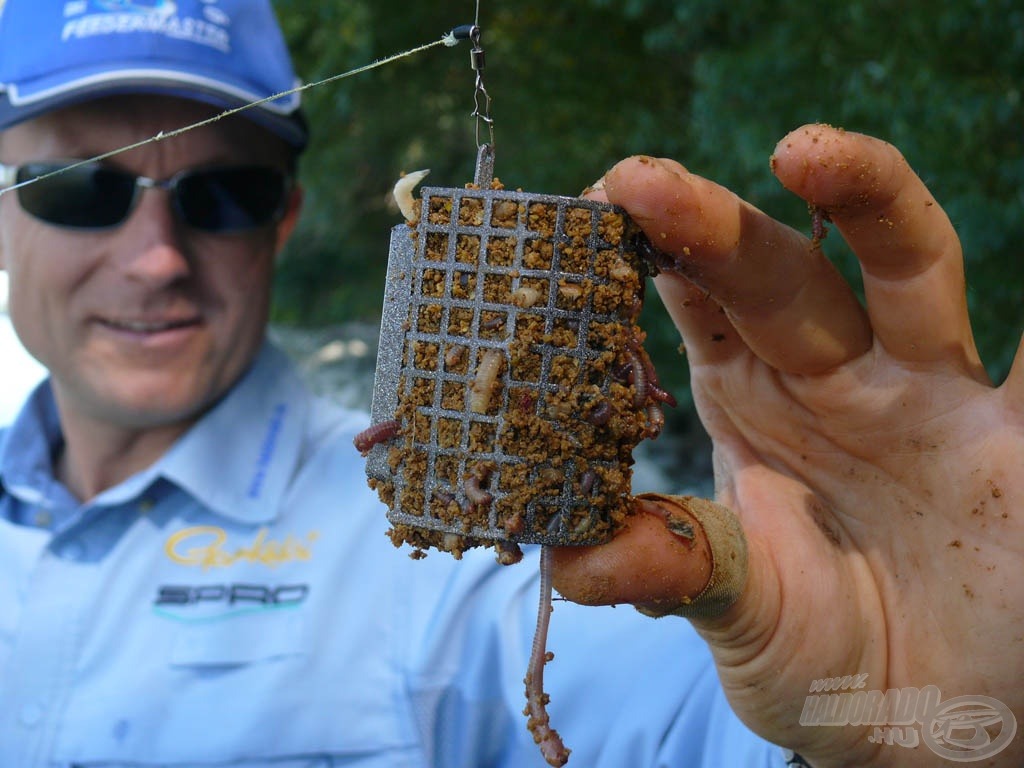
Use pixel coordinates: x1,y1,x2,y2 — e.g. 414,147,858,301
625,344,648,409
645,402,666,439
524,546,571,766
810,204,831,245
353,419,401,456
639,350,677,407
585,400,612,427
648,381,677,407
579,469,598,496
628,339,678,408
634,233,680,274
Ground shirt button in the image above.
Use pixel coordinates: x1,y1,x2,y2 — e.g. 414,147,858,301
19,703,44,727
58,540,86,561
33,511,52,528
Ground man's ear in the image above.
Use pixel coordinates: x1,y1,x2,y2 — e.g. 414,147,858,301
274,182,304,256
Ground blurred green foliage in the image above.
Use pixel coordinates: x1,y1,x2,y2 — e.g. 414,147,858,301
273,0,1023,405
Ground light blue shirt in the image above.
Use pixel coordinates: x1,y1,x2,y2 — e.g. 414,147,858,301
0,342,781,767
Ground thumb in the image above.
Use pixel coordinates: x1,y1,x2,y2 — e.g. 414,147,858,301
550,494,748,620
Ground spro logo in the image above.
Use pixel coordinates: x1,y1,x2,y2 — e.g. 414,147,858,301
164,526,320,570
62,1,231,52
153,583,310,622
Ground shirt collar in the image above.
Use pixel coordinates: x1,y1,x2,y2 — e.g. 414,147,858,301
158,341,309,525
0,341,310,526
0,377,76,511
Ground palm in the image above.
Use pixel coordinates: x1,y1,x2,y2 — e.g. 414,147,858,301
696,344,1024,765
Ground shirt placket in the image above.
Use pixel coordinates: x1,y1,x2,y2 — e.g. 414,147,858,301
0,539,96,766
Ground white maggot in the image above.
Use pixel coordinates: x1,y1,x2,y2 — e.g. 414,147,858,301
469,349,504,414
511,285,542,308
393,169,430,222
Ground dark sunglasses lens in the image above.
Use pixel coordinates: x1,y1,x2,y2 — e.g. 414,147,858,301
16,163,136,228
176,167,287,232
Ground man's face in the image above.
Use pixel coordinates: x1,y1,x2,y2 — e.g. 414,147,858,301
0,96,301,431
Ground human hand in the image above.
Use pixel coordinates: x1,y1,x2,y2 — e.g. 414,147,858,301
552,124,1024,767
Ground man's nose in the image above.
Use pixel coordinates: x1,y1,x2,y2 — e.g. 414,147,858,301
116,187,191,283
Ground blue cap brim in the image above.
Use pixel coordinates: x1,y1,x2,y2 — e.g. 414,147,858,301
0,79,309,150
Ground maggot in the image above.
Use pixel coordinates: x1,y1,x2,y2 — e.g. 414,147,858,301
393,169,430,222
511,285,542,308
444,344,467,368
468,349,504,414
464,473,494,508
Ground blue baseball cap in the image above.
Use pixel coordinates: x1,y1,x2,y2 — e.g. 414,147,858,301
0,0,308,150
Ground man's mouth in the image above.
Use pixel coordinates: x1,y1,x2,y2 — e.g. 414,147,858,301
100,317,200,333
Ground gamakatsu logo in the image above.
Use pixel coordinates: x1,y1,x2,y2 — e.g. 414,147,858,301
62,0,230,52
800,674,1017,761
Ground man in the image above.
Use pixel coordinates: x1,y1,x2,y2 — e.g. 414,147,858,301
0,2,772,766
2,3,1020,768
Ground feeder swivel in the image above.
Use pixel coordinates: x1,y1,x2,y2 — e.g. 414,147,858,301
467,25,494,148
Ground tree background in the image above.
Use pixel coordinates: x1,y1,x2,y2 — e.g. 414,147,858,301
271,0,1023,452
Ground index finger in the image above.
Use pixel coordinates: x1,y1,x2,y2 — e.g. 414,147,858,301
603,156,872,375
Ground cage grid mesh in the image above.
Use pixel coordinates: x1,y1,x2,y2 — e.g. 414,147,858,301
367,149,645,547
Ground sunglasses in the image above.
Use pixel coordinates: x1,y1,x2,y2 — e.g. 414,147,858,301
0,161,292,233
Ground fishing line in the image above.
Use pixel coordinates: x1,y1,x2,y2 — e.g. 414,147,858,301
0,27,472,197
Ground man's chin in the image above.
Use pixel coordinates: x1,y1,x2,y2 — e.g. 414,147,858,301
65,376,225,432
99,396,214,432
